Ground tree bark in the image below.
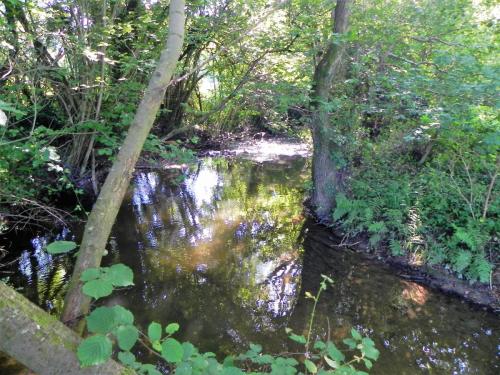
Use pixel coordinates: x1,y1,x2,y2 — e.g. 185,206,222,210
0,283,133,375
310,0,351,221
61,0,186,332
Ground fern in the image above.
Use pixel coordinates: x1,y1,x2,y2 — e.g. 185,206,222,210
368,221,387,233
452,250,472,273
333,193,351,221
427,244,446,265
389,239,403,256
452,226,476,251
468,256,492,283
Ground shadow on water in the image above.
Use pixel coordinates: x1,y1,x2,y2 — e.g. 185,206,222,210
2,153,499,374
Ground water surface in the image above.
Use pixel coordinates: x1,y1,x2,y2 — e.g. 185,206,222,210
2,153,499,374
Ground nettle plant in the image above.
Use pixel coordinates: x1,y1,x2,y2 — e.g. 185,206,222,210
46,242,379,374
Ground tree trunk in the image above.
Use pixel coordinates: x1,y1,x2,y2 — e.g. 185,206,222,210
310,0,351,221
0,283,133,375
61,0,186,332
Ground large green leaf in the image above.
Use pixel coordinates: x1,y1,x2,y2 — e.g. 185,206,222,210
106,264,134,287
45,241,77,254
326,342,345,362
82,279,114,299
77,335,112,367
148,322,162,342
86,305,134,335
161,338,184,363
87,306,117,334
112,305,134,326
116,325,139,351
80,268,101,282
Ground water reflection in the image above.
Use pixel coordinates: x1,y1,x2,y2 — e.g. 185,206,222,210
2,154,498,374
3,228,73,314
109,156,498,374
110,157,308,354
294,223,499,374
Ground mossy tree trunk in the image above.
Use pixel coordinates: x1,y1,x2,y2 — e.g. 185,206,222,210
0,283,133,375
310,0,351,221
61,0,186,332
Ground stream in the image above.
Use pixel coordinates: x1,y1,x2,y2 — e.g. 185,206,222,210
1,143,499,374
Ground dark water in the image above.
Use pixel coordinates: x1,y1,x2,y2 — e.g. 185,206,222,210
2,154,499,374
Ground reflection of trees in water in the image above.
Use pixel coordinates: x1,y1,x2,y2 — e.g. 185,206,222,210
11,231,73,315
290,220,499,375
110,157,310,354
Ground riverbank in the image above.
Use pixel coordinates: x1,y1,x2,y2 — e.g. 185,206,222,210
304,202,499,313
2,136,497,315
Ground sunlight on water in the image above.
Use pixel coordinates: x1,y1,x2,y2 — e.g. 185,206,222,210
3,152,499,375
228,139,311,162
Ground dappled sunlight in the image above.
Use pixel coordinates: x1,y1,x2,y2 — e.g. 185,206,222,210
401,281,429,306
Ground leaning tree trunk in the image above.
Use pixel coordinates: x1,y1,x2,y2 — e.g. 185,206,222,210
0,283,133,375
310,0,351,221
61,0,186,332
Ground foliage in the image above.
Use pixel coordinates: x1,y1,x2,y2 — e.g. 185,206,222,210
313,0,500,284
68,259,379,374
332,143,498,283
80,263,135,300
45,240,78,255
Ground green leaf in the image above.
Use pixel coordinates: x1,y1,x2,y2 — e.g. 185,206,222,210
313,341,326,350
324,355,338,369
222,367,244,375
343,338,357,349
182,342,197,360
87,306,117,334
118,351,136,366
326,342,345,362
82,279,114,299
351,328,362,341
304,359,317,374
363,358,372,369
45,241,77,254
116,325,139,351
161,338,184,363
77,335,112,367
148,322,162,341
361,339,379,361
361,337,375,347
249,343,262,353
106,263,134,287
175,363,193,375
80,268,101,282
140,364,162,375
112,305,134,326
289,333,307,344
86,305,134,334
152,341,162,352
165,322,180,335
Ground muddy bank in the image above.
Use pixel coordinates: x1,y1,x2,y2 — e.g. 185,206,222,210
304,204,499,313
